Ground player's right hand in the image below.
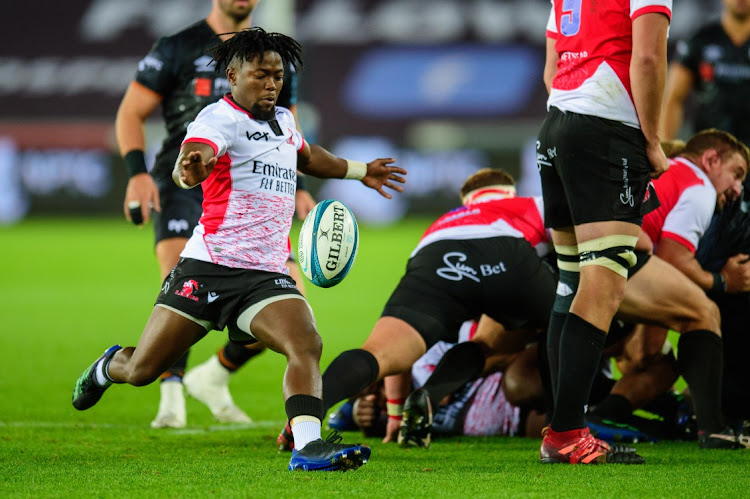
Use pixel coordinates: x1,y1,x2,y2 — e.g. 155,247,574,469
722,253,750,293
382,415,401,444
123,173,160,226
646,141,669,179
180,150,217,187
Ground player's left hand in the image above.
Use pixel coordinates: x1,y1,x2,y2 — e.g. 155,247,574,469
295,189,316,220
362,158,406,199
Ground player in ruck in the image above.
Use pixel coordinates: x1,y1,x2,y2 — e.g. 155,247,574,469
660,0,750,430
278,168,637,461
116,0,315,428
589,130,750,448
73,28,406,472
536,0,671,464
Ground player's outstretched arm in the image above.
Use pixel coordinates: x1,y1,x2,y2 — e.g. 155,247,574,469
172,143,218,189
297,143,406,199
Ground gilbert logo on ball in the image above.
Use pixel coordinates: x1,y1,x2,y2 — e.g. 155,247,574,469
298,199,359,288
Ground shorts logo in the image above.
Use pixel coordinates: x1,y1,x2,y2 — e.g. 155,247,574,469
536,140,553,171
207,291,219,303
168,219,190,233
274,278,296,289
175,279,200,302
619,158,634,207
436,252,480,282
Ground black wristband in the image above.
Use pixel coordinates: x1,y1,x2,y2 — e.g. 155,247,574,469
124,150,148,178
296,172,308,191
711,272,726,294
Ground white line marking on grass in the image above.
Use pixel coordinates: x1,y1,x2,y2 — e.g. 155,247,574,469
0,420,285,432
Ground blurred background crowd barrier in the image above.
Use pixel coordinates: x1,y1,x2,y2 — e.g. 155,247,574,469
0,0,717,224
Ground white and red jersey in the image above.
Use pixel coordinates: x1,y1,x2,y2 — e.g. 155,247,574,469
641,157,716,254
180,95,306,272
546,0,672,127
412,320,520,437
411,196,550,258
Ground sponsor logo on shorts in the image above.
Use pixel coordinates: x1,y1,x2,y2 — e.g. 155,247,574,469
207,291,219,303
620,157,634,207
436,252,480,282
175,279,200,302
437,252,508,282
168,219,189,234
536,140,553,171
274,278,296,289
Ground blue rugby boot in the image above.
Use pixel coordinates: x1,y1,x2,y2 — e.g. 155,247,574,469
289,431,371,471
72,345,122,410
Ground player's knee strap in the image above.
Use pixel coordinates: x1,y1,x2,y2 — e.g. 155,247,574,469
578,235,638,278
553,245,579,313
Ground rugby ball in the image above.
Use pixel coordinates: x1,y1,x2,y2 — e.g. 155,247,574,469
298,199,359,288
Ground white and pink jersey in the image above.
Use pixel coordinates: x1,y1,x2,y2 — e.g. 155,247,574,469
412,196,550,258
412,320,520,437
546,0,672,127
180,95,306,272
641,157,716,254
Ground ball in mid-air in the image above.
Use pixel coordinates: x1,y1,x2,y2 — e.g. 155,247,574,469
298,199,359,288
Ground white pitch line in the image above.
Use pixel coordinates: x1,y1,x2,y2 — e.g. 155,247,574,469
0,420,285,432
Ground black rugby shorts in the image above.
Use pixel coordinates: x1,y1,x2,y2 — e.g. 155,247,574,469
381,236,556,349
537,107,659,229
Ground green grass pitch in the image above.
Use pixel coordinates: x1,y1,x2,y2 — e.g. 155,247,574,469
1,217,749,497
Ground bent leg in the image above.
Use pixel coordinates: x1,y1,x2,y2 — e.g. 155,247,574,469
108,306,208,386
321,317,427,413
619,255,720,333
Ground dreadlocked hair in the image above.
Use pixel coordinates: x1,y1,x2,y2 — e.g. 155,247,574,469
211,27,303,74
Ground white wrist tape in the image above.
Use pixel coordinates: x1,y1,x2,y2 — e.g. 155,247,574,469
345,159,367,180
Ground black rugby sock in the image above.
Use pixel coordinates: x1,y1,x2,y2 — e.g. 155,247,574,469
592,394,634,420
422,341,484,410
536,329,555,420
550,313,606,432
162,351,189,381
546,311,567,402
322,349,380,413
677,330,724,433
219,341,263,372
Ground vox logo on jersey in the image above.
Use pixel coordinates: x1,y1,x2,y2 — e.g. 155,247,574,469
247,131,270,141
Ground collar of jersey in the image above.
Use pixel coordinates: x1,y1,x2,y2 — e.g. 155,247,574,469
223,94,256,119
